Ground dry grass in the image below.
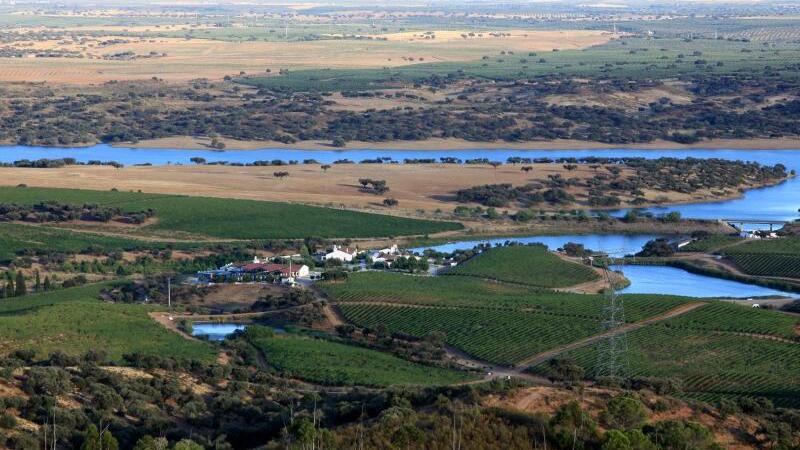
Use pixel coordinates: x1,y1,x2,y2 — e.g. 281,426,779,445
0,30,610,84
0,162,746,215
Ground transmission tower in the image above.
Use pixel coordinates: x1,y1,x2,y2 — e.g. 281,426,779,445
594,252,629,379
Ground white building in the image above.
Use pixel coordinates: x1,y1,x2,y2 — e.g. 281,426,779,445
323,245,358,262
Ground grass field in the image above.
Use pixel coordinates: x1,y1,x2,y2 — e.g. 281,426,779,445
721,237,800,278
0,186,461,239
323,272,692,365
241,37,800,91
680,235,743,253
532,317,800,407
0,223,177,263
446,244,599,288
248,330,474,386
0,283,216,362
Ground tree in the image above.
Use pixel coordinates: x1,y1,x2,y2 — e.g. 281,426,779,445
34,270,41,291
14,271,25,296
383,198,399,207
521,166,533,173
321,164,331,172
332,137,346,147
43,276,52,291
189,157,206,165
132,436,169,450
637,239,675,257
172,440,203,450
602,396,648,430
274,171,290,179
80,425,118,450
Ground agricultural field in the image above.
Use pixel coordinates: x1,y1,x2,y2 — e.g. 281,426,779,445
325,272,693,365
724,236,800,255
680,235,743,252
321,272,691,321
446,244,599,288
243,37,800,91
721,237,800,278
339,303,601,366
661,302,800,339
0,282,216,362
248,330,474,386
0,186,461,239
725,254,800,279
0,222,175,263
534,313,800,407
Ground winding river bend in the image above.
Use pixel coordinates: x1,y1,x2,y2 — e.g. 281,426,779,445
4,145,800,298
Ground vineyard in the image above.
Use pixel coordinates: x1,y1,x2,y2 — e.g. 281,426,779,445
680,235,742,253
724,237,800,255
321,272,692,321
725,253,800,279
248,331,473,386
446,244,599,288
339,303,602,366
661,302,800,339
532,324,800,407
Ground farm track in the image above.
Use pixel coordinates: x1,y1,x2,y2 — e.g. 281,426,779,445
513,302,708,369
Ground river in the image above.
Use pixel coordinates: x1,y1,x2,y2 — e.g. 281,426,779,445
4,144,800,298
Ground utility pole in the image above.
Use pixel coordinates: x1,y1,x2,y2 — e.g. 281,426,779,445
595,252,629,379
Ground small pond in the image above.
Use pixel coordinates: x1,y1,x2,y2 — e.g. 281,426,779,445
610,265,800,299
191,322,247,341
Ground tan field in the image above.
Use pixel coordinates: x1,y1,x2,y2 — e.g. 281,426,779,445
0,29,611,84
0,163,749,215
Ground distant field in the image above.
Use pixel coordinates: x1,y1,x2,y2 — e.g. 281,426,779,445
0,186,461,239
446,244,599,288
0,28,608,83
243,37,800,91
0,223,178,263
324,272,692,365
0,283,216,362
249,331,474,386
534,307,800,407
725,237,800,255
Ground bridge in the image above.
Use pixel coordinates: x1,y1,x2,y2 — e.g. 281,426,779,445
721,218,789,231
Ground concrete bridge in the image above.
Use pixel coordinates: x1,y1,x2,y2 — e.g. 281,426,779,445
721,219,789,231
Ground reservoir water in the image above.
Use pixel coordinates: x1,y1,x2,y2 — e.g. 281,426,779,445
3,145,799,222
4,144,800,298
191,322,246,341
610,265,799,299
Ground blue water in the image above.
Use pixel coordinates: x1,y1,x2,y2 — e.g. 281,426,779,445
610,265,799,298
2,145,799,222
191,322,246,341
411,234,660,256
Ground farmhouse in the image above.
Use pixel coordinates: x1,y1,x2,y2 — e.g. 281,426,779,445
321,245,359,262
197,258,309,283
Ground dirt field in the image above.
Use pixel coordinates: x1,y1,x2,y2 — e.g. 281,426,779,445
0,163,752,214
0,29,611,84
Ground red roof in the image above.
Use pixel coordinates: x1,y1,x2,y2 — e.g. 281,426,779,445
243,262,292,276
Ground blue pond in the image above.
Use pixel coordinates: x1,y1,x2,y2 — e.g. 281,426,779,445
191,323,246,341
610,265,799,299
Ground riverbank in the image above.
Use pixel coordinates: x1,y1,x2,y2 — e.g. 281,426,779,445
117,136,800,151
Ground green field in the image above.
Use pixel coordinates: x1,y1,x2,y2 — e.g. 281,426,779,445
724,237,800,255
0,223,181,263
446,244,599,288
0,283,216,362
680,235,743,253
721,237,800,278
248,330,474,386
323,272,692,365
241,38,800,91
0,186,461,239
533,318,800,407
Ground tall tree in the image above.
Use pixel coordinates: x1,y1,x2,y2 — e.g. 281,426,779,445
15,271,26,297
